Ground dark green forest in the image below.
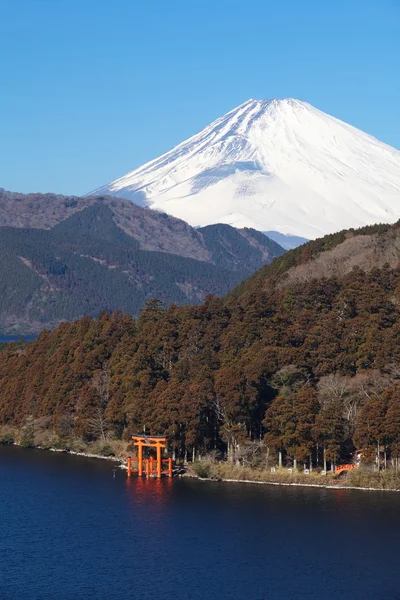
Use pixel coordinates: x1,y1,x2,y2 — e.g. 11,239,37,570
0,203,283,334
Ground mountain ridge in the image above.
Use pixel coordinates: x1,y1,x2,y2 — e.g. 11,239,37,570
0,188,283,264
0,190,284,333
229,220,399,301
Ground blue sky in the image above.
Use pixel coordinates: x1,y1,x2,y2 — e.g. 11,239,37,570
0,0,398,195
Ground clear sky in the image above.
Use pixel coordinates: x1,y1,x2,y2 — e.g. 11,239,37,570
0,0,399,196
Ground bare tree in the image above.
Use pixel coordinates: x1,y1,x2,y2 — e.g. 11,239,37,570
317,374,363,433
87,407,109,442
88,365,111,442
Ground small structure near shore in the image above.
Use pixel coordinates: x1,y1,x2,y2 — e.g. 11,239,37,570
335,450,362,476
126,434,173,479
335,463,358,476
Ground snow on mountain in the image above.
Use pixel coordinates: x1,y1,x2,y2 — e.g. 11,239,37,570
89,99,400,240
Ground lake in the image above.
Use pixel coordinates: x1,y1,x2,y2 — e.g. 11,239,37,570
0,446,399,600
0,335,36,343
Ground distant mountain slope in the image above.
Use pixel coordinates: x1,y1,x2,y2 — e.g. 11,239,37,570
230,221,400,301
90,98,400,240
198,224,283,273
0,188,210,261
0,188,284,268
263,231,308,251
0,194,284,333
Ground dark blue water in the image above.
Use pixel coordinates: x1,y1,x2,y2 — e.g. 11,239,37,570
0,335,36,343
1,446,399,600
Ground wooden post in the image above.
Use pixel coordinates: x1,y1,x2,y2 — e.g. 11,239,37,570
156,441,162,478
150,456,154,476
127,456,131,478
138,441,143,477
168,457,173,478
145,458,149,478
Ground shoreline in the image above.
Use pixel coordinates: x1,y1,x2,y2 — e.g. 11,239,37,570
6,443,400,492
12,442,127,467
47,446,127,466
183,473,400,493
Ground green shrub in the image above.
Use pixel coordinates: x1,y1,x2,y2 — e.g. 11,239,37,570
100,445,115,457
20,418,35,447
346,467,400,490
192,461,211,478
52,438,71,451
0,432,14,444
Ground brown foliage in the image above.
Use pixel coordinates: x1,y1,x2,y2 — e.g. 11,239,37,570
1,238,400,469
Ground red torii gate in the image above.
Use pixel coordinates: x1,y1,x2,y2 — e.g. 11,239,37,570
126,434,173,479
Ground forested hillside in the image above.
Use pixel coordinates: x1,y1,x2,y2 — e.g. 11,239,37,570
1,220,400,472
0,193,284,333
0,188,283,265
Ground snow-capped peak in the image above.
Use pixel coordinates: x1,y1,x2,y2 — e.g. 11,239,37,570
89,98,400,240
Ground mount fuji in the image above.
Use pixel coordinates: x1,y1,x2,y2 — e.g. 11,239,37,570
89,99,400,241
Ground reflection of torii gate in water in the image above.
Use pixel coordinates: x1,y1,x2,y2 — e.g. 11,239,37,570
126,434,173,479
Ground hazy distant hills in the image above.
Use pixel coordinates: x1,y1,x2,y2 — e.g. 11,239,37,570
0,189,284,333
